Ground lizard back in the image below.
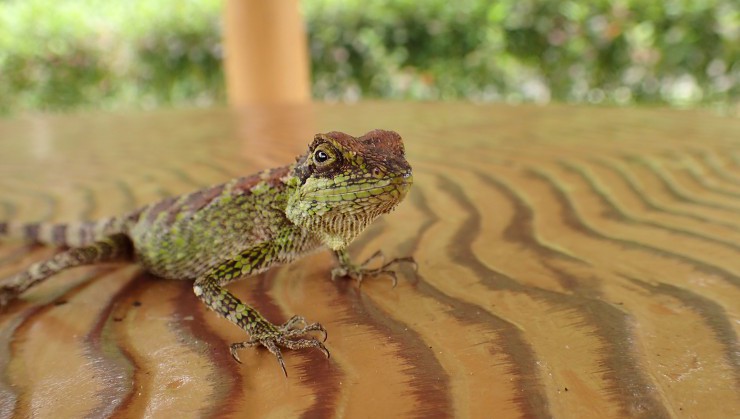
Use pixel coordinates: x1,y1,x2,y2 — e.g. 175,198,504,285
128,165,322,280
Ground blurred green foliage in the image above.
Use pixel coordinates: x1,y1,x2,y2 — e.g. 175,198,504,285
307,0,738,107
0,0,224,113
0,0,737,114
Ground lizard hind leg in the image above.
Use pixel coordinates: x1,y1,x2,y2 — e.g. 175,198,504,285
0,233,134,307
193,251,329,377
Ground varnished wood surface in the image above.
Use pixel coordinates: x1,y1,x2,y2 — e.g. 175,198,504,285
0,103,738,418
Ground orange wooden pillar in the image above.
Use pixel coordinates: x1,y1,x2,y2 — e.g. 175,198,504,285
223,0,311,105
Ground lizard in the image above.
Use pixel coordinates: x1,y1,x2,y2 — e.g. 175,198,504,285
0,129,414,376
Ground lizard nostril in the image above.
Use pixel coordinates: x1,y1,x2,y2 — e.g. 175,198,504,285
373,167,382,177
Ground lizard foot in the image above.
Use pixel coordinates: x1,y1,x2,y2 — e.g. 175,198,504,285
332,250,417,287
229,316,329,376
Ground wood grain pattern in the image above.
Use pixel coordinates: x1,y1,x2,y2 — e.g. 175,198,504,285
0,103,738,418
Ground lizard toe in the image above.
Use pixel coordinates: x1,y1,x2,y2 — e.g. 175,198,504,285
282,315,308,331
281,320,328,342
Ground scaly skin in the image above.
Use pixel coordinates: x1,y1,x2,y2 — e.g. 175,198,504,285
0,129,414,376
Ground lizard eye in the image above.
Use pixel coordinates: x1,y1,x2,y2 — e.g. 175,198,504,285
314,150,330,164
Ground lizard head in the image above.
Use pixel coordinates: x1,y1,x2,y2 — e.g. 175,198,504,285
286,129,413,250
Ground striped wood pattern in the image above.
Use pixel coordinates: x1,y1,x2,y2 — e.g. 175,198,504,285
0,103,738,418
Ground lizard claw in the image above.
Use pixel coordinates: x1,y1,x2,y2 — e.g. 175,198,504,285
230,316,330,376
332,251,416,288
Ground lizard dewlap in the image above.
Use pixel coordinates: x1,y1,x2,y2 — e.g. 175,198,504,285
0,129,414,376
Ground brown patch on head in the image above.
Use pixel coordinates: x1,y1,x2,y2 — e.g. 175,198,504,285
355,129,405,156
322,129,405,159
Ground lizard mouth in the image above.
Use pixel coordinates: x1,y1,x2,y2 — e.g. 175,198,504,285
305,172,413,202
398,170,413,185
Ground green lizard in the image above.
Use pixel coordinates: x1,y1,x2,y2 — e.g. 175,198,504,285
0,129,414,376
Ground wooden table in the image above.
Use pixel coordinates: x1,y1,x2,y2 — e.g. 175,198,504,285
0,103,738,418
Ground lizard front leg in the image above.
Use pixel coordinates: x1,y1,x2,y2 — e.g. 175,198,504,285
1,234,134,307
193,243,329,376
331,249,416,287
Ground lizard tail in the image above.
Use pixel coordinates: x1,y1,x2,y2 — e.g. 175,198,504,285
0,216,129,247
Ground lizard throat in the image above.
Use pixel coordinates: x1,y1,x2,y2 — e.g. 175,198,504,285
285,173,413,249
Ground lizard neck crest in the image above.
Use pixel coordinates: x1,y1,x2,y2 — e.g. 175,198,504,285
285,129,413,250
